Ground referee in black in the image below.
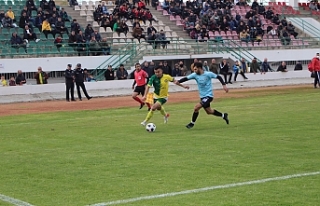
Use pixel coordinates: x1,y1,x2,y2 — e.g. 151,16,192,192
74,63,92,101
65,64,75,102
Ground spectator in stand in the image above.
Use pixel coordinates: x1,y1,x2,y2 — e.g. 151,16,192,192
16,70,27,85
42,18,56,38
93,5,103,23
277,61,288,72
99,37,110,55
101,2,109,15
40,0,50,11
59,8,69,22
19,12,32,29
20,7,31,21
294,61,303,71
287,21,298,39
2,13,15,28
240,58,248,73
23,25,40,44
162,61,172,75
93,30,101,42
49,13,58,28
265,7,274,20
105,65,115,80
55,17,69,37
11,32,27,52
261,58,273,74
68,30,77,47
54,34,63,51
6,7,15,22
0,10,5,22
157,30,169,48
76,30,87,55
147,23,157,36
233,60,248,82
132,24,146,42
71,19,81,34
9,77,16,86
240,29,250,43
35,67,49,84
69,0,78,7
147,30,158,48
268,27,277,38
210,59,219,74
89,36,102,56
116,64,128,80
1,76,7,86
280,27,291,46
26,0,37,12
84,24,94,41
250,57,260,74
203,61,210,71
34,13,44,31
100,14,111,30
219,59,232,84
172,63,182,77
309,1,318,11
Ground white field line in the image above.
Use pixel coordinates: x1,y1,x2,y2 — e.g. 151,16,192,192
88,171,320,206
0,194,35,206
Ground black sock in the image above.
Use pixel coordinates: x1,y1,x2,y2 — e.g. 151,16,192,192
213,110,223,117
192,112,199,123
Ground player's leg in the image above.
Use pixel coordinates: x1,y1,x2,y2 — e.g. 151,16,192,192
132,87,145,109
203,99,229,125
141,99,161,125
186,102,202,129
156,98,169,123
140,86,151,110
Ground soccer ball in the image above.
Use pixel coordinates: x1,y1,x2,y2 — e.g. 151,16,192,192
146,123,156,132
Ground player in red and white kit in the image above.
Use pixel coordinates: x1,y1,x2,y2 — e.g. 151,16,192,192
132,63,151,110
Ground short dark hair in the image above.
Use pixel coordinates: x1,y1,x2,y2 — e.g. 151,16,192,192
135,63,140,66
194,62,203,68
154,66,163,70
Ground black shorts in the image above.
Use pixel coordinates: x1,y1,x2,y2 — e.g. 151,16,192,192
134,85,146,95
200,97,213,108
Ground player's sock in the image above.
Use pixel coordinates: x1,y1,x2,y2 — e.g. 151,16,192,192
213,110,223,117
160,106,166,116
145,110,154,121
133,96,143,104
146,103,151,109
192,112,199,122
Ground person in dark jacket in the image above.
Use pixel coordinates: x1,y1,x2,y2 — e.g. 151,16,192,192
116,64,128,80
294,61,303,71
104,65,115,80
26,0,37,11
34,66,48,84
73,63,92,101
219,59,232,84
55,17,69,37
11,32,27,52
65,64,75,101
16,70,27,85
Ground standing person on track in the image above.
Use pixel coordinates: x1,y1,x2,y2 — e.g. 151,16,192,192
132,63,151,110
178,62,230,129
310,53,320,88
140,66,189,126
74,63,92,101
65,64,76,102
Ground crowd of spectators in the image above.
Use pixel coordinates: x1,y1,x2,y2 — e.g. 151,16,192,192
1,0,110,56
158,0,299,46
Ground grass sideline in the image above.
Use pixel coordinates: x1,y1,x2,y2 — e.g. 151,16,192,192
0,87,319,206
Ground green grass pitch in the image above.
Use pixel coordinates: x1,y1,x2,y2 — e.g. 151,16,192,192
0,87,319,206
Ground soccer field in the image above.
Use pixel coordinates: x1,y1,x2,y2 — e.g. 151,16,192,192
0,87,319,206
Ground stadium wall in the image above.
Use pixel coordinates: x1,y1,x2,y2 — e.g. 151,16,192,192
0,70,311,97
0,55,130,73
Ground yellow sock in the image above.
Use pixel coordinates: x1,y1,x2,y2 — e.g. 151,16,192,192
145,110,154,122
160,106,166,116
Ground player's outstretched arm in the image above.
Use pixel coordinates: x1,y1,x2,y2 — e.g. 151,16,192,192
217,75,229,93
175,78,189,89
132,80,136,89
142,85,150,101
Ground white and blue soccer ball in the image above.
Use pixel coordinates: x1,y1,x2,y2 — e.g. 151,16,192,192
146,123,156,132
